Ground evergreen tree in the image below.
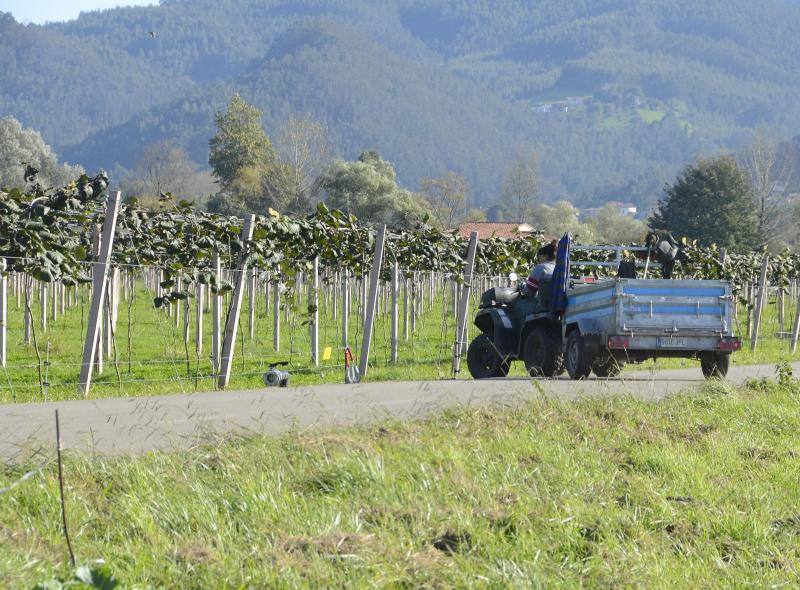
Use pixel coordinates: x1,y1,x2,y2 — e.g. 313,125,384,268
649,156,759,252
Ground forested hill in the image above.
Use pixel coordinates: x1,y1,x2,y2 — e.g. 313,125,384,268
3,0,800,209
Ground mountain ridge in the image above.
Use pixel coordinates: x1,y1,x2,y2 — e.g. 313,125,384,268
2,0,799,208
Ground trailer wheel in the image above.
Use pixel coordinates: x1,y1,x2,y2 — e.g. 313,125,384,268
593,356,624,378
523,327,564,378
565,331,593,380
700,352,729,379
467,334,509,379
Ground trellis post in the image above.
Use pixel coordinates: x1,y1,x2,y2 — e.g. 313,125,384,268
750,253,769,352
40,281,47,331
341,271,349,348
195,281,204,355
211,251,221,375
310,257,320,366
453,232,478,376
358,224,386,379
218,215,255,390
391,262,399,363
791,281,800,354
78,192,121,396
248,268,256,340
0,266,6,367
273,274,281,352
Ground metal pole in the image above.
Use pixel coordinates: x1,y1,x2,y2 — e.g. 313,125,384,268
218,215,255,390
453,232,478,376
358,225,386,379
78,192,121,396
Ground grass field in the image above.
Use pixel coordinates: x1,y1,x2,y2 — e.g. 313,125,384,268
1,376,798,588
1,275,798,404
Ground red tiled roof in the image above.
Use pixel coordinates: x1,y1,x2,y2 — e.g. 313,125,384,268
457,222,535,240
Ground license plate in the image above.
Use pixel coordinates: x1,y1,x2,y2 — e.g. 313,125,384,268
657,337,686,348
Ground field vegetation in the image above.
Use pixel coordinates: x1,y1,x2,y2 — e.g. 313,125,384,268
2,374,798,588
2,278,797,404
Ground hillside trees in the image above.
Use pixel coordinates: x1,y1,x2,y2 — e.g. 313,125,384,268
0,117,83,190
649,156,759,252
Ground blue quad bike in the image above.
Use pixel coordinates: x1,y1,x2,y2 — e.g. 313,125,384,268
467,281,568,379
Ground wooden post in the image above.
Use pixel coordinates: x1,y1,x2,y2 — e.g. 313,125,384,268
391,262,399,363
218,216,255,390
310,257,319,366
211,252,221,375
453,232,478,376
750,253,770,352
78,192,121,396
358,225,386,379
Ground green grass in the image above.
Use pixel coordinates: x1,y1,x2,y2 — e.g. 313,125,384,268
1,278,798,403
2,377,799,588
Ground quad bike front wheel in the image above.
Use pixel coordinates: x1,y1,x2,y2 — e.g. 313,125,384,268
467,334,510,379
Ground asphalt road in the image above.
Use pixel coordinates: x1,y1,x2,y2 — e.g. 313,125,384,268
1,362,796,463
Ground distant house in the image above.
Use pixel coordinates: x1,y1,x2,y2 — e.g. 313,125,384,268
581,201,638,219
533,104,552,114
605,201,638,216
457,222,537,240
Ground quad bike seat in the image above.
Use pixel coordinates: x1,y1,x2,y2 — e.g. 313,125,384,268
480,287,519,308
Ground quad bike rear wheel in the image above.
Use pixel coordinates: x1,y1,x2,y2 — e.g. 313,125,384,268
523,327,564,378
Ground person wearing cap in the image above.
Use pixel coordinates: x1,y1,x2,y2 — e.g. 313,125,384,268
526,239,557,296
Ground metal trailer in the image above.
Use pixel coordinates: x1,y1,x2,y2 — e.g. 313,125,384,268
562,278,741,379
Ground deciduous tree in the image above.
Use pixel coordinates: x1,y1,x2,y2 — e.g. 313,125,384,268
499,147,540,223
422,172,469,230
318,151,430,228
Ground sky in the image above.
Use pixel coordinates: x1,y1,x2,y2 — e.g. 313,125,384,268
4,0,157,25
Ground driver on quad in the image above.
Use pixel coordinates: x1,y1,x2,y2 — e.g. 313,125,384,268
525,239,558,298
